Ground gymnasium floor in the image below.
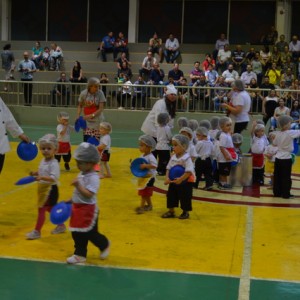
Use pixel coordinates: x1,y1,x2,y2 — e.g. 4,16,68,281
1,126,300,300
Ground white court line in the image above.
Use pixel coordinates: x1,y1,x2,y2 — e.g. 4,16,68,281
238,206,253,300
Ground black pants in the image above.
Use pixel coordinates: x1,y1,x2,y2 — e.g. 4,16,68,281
273,158,292,198
156,150,170,175
71,218,109,257
131,93,146,108
101,47,114,61
234,122,248,134
194,157,213,188
0,154,5,174
167,182,193,211
55,152,71,163
22,79,33,105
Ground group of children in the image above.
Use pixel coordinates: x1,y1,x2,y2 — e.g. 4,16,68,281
136,112,300,220
25,111,112,265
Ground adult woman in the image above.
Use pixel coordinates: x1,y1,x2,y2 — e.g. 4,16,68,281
221,79,251,133
248,78,262,113
70,61,87,94
141,85,177,139
77,77,106,141
290,100,300,129
270,98,290,131
31,41,43,69
262,89,279,126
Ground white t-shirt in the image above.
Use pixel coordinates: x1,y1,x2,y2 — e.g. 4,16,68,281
218,132,234,162
274,130,300,159
56,124,74,143
166,152,195,177
38,158,60,184
230,90,251,123
156,125,172,150
195,139,214,159
100,134,111,151
251,135,269,154
141,153,157,177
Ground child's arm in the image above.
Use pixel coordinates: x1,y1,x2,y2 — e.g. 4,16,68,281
219,146,232,161
71,178,94,198
164,170,171,185
140,163,156,170
172,171,192,185
97,143,106,152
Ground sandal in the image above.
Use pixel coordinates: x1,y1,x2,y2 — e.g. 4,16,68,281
161,211,175,218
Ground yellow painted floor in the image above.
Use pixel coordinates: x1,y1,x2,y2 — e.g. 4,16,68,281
1,143,300,283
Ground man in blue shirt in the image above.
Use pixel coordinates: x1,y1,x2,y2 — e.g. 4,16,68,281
18,51,36,106
99,32,115,62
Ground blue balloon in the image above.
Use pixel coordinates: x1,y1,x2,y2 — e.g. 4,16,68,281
293,139,299,155
130,158,148,177
87,136,100,146
50,202,72,225
169,165,185,181
17,141,38,161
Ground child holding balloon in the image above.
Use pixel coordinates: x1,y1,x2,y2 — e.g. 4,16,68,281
26,134,65,240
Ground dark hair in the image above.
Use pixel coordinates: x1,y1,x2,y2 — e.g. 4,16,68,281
165,97,176,119
3,43,11,50
74,60,82,70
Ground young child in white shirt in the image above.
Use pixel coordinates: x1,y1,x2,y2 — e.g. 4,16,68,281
179,127,197,162
264,132,278,187
209,116,220,142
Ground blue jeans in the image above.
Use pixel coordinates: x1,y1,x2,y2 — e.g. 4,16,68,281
163,50,180,63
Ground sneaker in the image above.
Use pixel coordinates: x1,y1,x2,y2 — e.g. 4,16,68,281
178,211,190,219
64,162,70,171
161,211,175,218
144,205,153,211
204,186,213,191
26,230,41,240
100,240,110,260
218,183,232,190
135,207,145,214
51,224,66,234
66,255,86,264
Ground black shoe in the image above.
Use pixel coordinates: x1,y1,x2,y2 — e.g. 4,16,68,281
178,211,189,219
283,194,294,199
161,211,175,218
64,162,70,171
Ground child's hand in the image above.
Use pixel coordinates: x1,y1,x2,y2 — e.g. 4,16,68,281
172,178,183,185
71,178,80,187
164,178,171,185
140,163,147,170
29,171,38,176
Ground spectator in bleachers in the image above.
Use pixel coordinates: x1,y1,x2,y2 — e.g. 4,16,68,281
99,31,115,62
149,32,163,63
189,61,204,85
290,100,300,129
260,25,278,46
289,35,300,63
277,80,295,108
248,78,262,113
192,74,210,111
51,72,70,107
40,46,51,70
148,63,165,97
116,51,131,71
213,33,229,61
245,46,256,64
270,46,282,66
231,45,247,74
251,51,264,86
114,32,129,61
31,41,43,69
177,78,189,111
99,73,109,97
70,61,87,94
281,45,293,67
216,44,231,74
259,75,276,98
276,34,289,53
49,43,64,71
139,51,157,80
117,74,132,110
205,63,218,87
281,68,294,88
262,89,279,126
18,51,37,106
212,76,229,112
167,63,184,86
270,98,290,131
240,64,257,87
260,45,272,72
282,55,295,76
163,33,180,64
131,75,148,110
222,63,239,84
117,61,132,80
265,62,281,87
202,53,216,72
1,43,15,92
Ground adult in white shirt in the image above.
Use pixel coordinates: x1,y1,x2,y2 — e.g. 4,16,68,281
163,33,180,64
221,79,251,133
222,64,239,84
141,86,177,138
0,97,30,173
289,35,300,62
216,44,231,73
240,64,257,87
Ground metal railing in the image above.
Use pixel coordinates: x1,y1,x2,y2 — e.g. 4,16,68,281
1,80,299,114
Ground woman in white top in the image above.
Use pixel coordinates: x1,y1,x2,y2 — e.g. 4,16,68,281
141,85,177,139
270,98,290,131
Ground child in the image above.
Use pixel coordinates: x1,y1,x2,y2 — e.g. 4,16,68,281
97,122,112,179
55,111,73,171
162,134,195,219
264,132,278,187
179,127,197,162
250,122,269,185
136,135,158,214
209,116,220,142
187,119,199,145
67,142,110,264
156,113,172,176
232,133,243,155
217,117,236,190
26,134,65,240
194,126,214,190
177,117,188,130
199,119,212,141
273,115,300,199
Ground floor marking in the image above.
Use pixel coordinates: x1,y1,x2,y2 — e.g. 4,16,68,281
238,206,253,300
